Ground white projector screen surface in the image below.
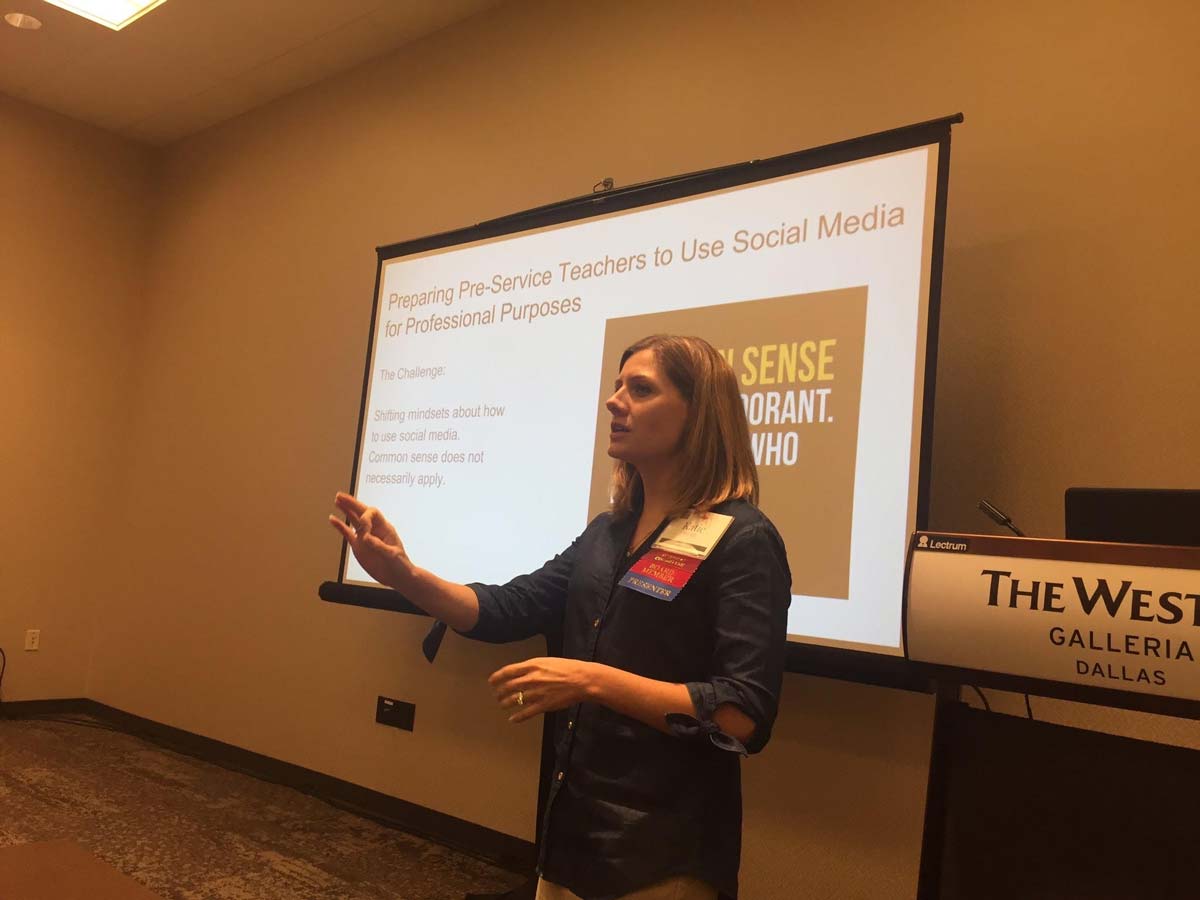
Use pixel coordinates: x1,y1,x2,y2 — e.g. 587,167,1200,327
342,143,942,655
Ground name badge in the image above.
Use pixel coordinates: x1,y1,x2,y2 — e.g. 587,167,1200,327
618,512,734,601
653,511,734,560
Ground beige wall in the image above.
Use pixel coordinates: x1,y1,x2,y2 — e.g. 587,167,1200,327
0,95,152,702
6,0,1200,897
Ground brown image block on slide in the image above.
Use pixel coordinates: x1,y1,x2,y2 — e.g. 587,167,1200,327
0,839,161,900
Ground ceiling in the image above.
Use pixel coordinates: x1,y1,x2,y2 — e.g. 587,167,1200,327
0,0,503,145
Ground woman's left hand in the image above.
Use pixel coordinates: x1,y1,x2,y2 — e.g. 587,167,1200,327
489,657,595,723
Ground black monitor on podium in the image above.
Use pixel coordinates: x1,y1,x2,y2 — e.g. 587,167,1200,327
1065,487,1200,547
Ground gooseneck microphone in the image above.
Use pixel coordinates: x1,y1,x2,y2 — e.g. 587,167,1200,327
978,498,1025,537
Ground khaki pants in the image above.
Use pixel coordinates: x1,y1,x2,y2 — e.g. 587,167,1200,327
535,875,717,900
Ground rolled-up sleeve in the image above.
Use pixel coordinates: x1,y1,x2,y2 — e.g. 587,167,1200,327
673,522,791,755
457,528,587,644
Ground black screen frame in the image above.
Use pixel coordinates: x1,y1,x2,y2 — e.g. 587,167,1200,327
320,113,962,692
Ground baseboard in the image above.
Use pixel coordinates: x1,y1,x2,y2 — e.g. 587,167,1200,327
0,698,94,718
1,697,536,875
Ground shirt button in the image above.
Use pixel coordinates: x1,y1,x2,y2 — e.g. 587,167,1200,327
556,771,565,782
592,617,600,628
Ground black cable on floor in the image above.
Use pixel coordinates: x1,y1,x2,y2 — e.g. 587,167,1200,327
968,685,991,712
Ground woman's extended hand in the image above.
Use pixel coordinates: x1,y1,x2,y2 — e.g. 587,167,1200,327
328,492,414,591
489,657,596,724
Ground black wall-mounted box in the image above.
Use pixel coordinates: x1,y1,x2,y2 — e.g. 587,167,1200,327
375,696,415,731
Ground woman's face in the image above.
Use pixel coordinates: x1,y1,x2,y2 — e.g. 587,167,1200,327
605,349,689,467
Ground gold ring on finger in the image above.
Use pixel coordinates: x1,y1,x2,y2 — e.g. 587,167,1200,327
516,690,524,706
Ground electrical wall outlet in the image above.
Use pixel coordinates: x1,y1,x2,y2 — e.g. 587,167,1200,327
375,695,415,731
24,629,40,651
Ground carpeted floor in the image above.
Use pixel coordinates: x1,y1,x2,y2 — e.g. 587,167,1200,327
0,716,524,899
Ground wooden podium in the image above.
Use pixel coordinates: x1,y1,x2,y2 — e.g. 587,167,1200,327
905,533,1200,899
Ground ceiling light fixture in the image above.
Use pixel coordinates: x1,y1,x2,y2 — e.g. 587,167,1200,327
3,12,43,29
41,0,170,31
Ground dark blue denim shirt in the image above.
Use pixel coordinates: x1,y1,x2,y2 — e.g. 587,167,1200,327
460,499,791,900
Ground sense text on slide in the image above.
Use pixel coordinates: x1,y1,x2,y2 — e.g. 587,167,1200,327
716,340,842,467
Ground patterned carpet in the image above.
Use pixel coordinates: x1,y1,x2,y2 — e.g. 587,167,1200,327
0,716,524,899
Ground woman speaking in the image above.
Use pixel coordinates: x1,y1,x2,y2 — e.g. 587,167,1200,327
331,334,791,900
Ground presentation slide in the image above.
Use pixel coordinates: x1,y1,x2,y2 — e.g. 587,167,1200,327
343,144,940,654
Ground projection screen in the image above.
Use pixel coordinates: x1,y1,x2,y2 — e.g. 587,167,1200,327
324,116,958,668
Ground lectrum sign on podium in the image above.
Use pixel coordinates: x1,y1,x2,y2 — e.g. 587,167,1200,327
906,533,1200,701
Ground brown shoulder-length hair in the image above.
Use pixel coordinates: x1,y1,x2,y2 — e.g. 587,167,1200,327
610,334,759,517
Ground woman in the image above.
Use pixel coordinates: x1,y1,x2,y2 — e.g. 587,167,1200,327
330,334,791,900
